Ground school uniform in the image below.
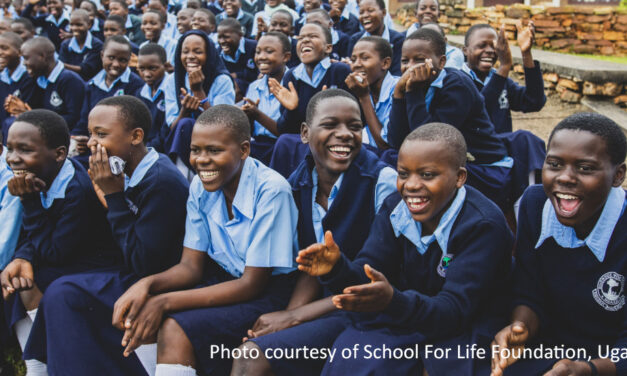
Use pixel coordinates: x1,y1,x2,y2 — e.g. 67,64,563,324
363,71,398,149
348,26,405,76
168,157,298,374
206,0,224,15
164,11,179,40
58,31,104,81
333,7,360,36
24,150,190,375
125,14,146,45
139,34,177,66
240,0,264,16
90,18,105,42
0,62,37,143
245,73,282,164
216,8,254,37
250,5,299,37
220,37,258,96
21,4,70,49
139,74,171,152
288,37,300,68
317,185,512,375
387,67,513,209
330,28,350,61
0,148,21,270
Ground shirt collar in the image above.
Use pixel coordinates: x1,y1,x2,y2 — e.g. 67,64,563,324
89,67,132,92
124,148,159,189
312,166,344,210
221,37,246,63
140,73,170,102
406,22,419,36
376,71,396,107
236,8,244,19
535,187,626,262
91,19,100,32
390,186,466,255
125,15,133,29
45,9,71,27
37,60,65,89
340,6,350,20
292,56,331,88
331,27,339,45
68,31,94,53
461,63,494,86
40,158,75,209
0,147,9,173
425,68,447,112
0,62,26,85
221,157,255,219
364,25,390,41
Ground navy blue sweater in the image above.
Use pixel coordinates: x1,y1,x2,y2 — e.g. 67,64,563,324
21,4,69,49
514,185,627,374
58,36,104,81
140,82,169,152
103,154,189,277
333,13,360,36
348,29,405,76
0,70,37,138
277,61,351,134
388,67,508,165
221,38,258,95
320,186,513,339
331,29,350,61
14,159,119,269
288,38,301,69
217,12,255,37
32,69,86,133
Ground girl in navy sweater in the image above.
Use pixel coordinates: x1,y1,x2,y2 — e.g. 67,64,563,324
21,0,70,49
491,113,627,376
217,18,258,101
58,9,104,81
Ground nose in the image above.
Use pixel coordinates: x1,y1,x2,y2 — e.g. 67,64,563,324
555,165,577,186
334,124,353,140
87,135,96,148
404,174,423,191
5,149,19,164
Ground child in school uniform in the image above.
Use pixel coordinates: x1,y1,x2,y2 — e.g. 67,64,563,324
306,9,350,61
139,9,177,64
294,0,328,35
233,89,397,376
108,0,145,45
1,109,119,375
20,0,70,49
347,0,404,75
490,113,627,376
191,9,218,46
404,0,439,35
22,96,189,376
267,9,300,68
217,0,254,37
296,123,513,376
387,28,513,210
79,0,105,42
0,131,21,271
329,0,360,36
217,18,258,101
146,0,178,40
111,105,299,376
420,22,465,70
104,14,141,54
10,17,35,42
240,31,290,165
58,9,104,81
138,43,171,152
164,30,235,179
251,0,298,40
176,8,195,35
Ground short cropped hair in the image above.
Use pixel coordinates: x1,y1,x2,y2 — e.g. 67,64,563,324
305,88,358,125
103,34,132,54
549,112,627,166
406,27,446,57
261,31,291,53
403,123,467,168
357,35,392,60
359,0,386,11
0,31,23,49
139,42,167,63
301,22,331,45
105,14,126,29
464,23,492,46
71,9,90,23
307,8,331,23
15,109,70,149
12,17,35,32
218,17,243,34
196,105,251,143
143,9,166,25
195,8,216,24
80,0,98,12
109,0,128,10
272,9,294,25
421,22,445,37
96,95,152,138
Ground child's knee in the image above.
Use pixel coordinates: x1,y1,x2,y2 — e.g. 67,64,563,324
157,318,191,352
231,342,272,376
42,277,88,311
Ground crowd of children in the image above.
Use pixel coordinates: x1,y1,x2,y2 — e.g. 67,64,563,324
0,0,624,374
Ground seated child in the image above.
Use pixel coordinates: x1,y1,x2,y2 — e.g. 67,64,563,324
79,0,105,42
297,123,513,375
294,0,328,35
164,30,235,179
217,18,258,100
217,0,254,37
404,0,439,35
490,113,627,376
329,0,360,36
137,43,171,152
176,8,195,36
241,31,291,165
387,28,513,210
1,109,119,375
191,9,218,46
59,9,104,81
20,0,70,49
420,22,464,70
251,0,298,40
111,105,299,375
267,9,300,68
0,131,21,270
345,36,398,150
108,0,145,45
306,9,350,61
23,95,189,375
347,0,404,76
139,9,177,64
233,89,397,376
104,14,140,54
10,17,35,42
146,0,178,40
462,22,546,134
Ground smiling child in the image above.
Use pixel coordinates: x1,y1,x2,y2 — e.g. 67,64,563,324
58,9,104,80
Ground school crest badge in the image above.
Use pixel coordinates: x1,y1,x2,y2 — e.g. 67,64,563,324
12,89,20,97
498,89,509,110
50,91,63,107
593,271,625,311
157,99,166,112
115,89,125,96
437,253,453,277
247,58,256,70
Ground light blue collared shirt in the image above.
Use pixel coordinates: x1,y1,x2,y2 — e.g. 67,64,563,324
245,74,282,139
363,25,390,42
0,63,27,85
365,72,399,146
140,34,177,65
425,68,446,112
89,67,131,93
445,44,464,70
91,18,100,32
0,148,23,269
221,37,246,63
46,9,70,27
331,28,339,45
36,60,65,89
535,187,626,262
390,186,466,255
41,158,75,209
311,165,397,243
183,157,299,277
125,15,133,29
68,31,94,54
124,147,158,190
165,12,178,40
140,73,170,105
292,56,331,88
461,63,494,87
164,73,235,125
406,22,420,36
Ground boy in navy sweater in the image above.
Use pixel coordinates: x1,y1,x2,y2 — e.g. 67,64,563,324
21,0,70,49
306,9,350,61
137,43,170,152
10,18,35,42
104,15,140,54
491,113,627,376
23,96,189,376
329,0,360,36
296,123,513,375
233,89,397,376
217,18,258,101
59,9,104,81
267,9,300,68
217,0,254,37
108,0,145,45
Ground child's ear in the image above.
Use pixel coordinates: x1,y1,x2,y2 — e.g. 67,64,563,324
612,162,626,187
462,46,468,58
282,51,291,64
456,166,467,188
240,139,251,160
437,55,446,71
131,127,144,146
54,145,68,163
324,42,333,55
300,122,309,144
381,56,391,71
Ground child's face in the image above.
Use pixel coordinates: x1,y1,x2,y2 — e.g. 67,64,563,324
0,19,10,33
21,43,48,77
137,53,165,87
79,2,96,19
69,15,90,39
350,40,388,84
46,0,64,18
269,13,292,36
416,0,438,25
186,0,200,9
329,0,346,10
222,0,240,17
217,26,241,56
297,24,331,65
190,124,249,192
177,10,193,34
255,35,288,76
463,28,497,74
303,0,321,12
11,23,34,41
302,97,363,175
147,0,166,14
6,121,65,183
87,105,137,159
397,139,465,231
400,38,444,75
108,1,127,18
305,12,332,28
192,11,214,34
543,129,626,233
0,36,20,70
102,41,131,79
141,12,163,42
358,0,384,35
266,0,281,7
103,20,125,38
181,34,207,71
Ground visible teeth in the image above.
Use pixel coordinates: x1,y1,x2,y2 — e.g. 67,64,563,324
480,58,493,62
12,170,27,176
407,197,427,204
199,171,218,179
556,193,578,200
329,146,350,153
301,47,312,53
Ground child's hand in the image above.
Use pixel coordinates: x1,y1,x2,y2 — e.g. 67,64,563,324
329,6,341,21
0,258,34,299
188,68,205,93
4,95,31,116
268,78,299,111
345,72,370,99
112,278,151,331
331,264,393,312
405,60,435,92
89,144,124,195
516,20,535,54
495,25,513,74
179,88,202,115
71,135,89,155
245,310,300,340
490,321,529,376
7,172,46,198
241,98,260,119
88,172,109,209
58,29,72,40
543,359,594,376
296,231,341,276
257,17,267,34
129,53,138,69
121,296,166,357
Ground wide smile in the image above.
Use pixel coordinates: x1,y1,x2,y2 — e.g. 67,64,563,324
11,169,28,177
554,192,582,218
185,60,200,69
327,145,353,160
198,170,220,183
405,196,430,214
478,56,495,69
